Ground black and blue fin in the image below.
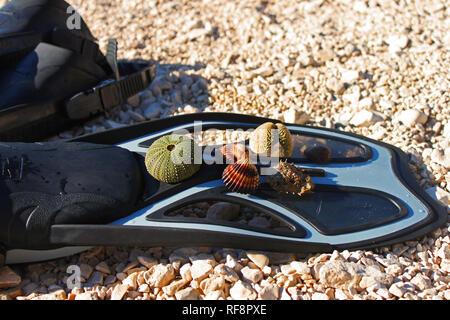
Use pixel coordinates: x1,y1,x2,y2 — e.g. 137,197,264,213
1,113,447,264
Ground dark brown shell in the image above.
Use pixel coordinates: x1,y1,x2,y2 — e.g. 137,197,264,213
267,160,314,196
222,157,259,193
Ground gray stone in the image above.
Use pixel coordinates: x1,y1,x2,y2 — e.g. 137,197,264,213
171,90,183,106
240,266,263,283
425,186,450,206
22,282,39,296
259,284,279,300
87,271,104,286
143,102,163,119
410,274,432,291
127,94,141,108
229,280,257,300
175,287,201,300
39,273,57,287
152,78,172,93
137,255,158,269
128,110,146,122
248,216,270,228
206,202,240,221
95,261,111,274
214,264,239,282
104,120,126,129
121,260,139,273
317,260,393,290
265,252,296,264
79,264,94,280
389,282,407,298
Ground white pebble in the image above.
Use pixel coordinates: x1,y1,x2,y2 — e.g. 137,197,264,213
350,110,383,127
283,108,309,125
341,70,360,83
397,109,428,127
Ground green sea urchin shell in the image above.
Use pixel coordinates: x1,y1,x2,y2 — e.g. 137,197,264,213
249,122,293,157
145,134,201,183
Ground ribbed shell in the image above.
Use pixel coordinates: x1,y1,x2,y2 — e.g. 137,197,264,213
222,157,259,193
249,122,293,157
267,160,314,196
219,143,249,163
145,134,201,183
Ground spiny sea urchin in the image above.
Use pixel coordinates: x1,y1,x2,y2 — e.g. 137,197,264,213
267,160,314,196
145,134,201,183
249,122,293,157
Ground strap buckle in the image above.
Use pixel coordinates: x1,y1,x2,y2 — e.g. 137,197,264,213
65,79,114,120
65,64,155,120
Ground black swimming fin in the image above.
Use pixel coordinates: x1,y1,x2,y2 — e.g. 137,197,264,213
1,113,447,264
0,0,155,142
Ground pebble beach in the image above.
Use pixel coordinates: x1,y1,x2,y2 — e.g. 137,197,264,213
0,0,449,300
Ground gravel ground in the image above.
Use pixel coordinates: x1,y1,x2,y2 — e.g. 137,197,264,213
1,0,449,300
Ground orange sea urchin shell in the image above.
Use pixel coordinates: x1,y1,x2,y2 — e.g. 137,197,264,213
222,157,259,193
267,160,314,196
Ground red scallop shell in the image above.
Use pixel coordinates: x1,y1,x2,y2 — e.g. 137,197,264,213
219,143,250,163
222,157,259,193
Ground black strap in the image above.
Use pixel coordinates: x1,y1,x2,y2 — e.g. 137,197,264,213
65,63,155,120
47,27,101,61
43,30,155,120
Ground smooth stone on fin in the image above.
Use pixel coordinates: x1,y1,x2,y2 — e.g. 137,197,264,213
206,202,241,221
304,145,331,163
